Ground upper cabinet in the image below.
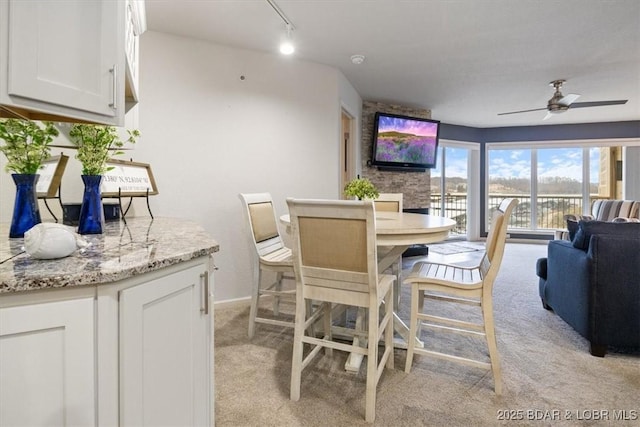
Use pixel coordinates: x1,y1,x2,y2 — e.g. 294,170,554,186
125,0,146,112
0,0,145,126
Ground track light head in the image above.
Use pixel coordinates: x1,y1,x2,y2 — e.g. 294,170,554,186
279,23,294,55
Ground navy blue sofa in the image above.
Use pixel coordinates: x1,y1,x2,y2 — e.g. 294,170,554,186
536,220,640,357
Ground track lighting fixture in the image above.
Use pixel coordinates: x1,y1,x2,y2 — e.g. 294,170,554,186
266,0,296,55
280,23,295,55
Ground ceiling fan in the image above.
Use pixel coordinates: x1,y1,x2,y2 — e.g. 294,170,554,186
498,79,628,120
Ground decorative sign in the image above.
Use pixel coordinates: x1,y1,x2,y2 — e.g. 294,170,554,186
36,154,69,198
101,159,158,197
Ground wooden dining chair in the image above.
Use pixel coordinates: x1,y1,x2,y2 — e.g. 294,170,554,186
239,193,295,338
287,198,395,423
403,198,519,395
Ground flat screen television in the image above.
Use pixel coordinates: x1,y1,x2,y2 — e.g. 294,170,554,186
370,112,440,171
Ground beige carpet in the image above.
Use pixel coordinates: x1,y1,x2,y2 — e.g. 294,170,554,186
213,243,640,426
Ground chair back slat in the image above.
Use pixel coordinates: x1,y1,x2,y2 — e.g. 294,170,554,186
240,193,286,260
248,201,280,243
374,200,400,212
374,193,403,212
481,198,518,281
299,216,368,272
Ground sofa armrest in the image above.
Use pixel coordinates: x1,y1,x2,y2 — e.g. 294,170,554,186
587,235,640,347
540,240,591,337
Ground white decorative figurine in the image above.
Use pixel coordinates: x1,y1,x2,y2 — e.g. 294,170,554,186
23,223,89,259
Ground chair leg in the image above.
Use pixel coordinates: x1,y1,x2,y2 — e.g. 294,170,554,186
385,284,395,369
248,266,262,339
482,295,502,395
323,302,333,357
273,272,284,316
416,289,425,338
365,304,379,423
392,258,401,311
290,293,306,402
404,284,419,373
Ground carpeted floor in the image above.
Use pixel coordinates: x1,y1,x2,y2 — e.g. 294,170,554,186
213,243,640,426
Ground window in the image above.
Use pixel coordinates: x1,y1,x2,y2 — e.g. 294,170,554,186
486,143,626,233
431,145,471,237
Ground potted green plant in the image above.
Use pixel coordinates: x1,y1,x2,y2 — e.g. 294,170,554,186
68,124,140,234
0,118,59,238
344,177,379,200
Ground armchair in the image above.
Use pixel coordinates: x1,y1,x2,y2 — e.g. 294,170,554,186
537,220,640,356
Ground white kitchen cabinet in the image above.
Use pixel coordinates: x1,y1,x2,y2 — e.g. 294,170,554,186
0,257,214,427
0,0,127,125
0,292,97,427
119,261,212,426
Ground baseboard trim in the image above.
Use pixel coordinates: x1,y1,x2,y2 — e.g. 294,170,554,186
214,296,251,310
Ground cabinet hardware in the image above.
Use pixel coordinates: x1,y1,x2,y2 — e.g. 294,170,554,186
109,65,117,110
200,271,209,314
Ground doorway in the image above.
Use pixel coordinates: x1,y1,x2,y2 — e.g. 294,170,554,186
340,109,355,198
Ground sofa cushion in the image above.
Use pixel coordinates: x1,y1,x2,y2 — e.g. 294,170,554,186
572,220,640,250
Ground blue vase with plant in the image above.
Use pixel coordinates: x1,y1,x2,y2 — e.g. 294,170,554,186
0,119,58,238
69,124,140,234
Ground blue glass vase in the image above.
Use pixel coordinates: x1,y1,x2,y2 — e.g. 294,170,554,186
9,174,41,238
78,175,105,235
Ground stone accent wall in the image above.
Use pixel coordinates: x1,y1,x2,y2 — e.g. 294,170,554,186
361,101,432,209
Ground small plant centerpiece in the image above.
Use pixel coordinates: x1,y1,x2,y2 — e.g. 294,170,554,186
0,118,59,238
344,177,379,200
69,124,140,234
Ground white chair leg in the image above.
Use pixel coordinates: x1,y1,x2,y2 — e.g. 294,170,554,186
248,266,262,338
290,293,306,402
365,305,378,423
273,271,284,316
483,295,502,395
404,284,419,373
323,302,333,356
385,284,394,369
416,289,425,337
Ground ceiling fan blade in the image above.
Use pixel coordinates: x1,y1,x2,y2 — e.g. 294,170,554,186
558,93,580,106
543,111,554,121
569,100,628,109
497,107,547,116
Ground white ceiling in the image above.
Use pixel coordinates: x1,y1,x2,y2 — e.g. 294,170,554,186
145,0,640,128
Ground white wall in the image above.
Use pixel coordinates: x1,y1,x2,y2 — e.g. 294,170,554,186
623,146,640,199
135,31,356,302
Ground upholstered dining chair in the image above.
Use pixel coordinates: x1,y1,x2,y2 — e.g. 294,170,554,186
239,193,295,338
403,198,518,395
287,198,395,423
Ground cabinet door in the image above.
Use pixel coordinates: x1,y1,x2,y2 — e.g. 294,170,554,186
120,263,211,426
1,0,124,125
0,298,96,427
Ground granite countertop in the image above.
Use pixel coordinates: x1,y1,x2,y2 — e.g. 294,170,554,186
0,217,219,294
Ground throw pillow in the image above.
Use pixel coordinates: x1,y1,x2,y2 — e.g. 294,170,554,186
566,219,580,241
572,220,640,250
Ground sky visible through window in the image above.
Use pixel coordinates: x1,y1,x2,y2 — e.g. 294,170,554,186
436,147,600,183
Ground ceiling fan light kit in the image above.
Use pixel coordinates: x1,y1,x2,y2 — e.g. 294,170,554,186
498,79,628,120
